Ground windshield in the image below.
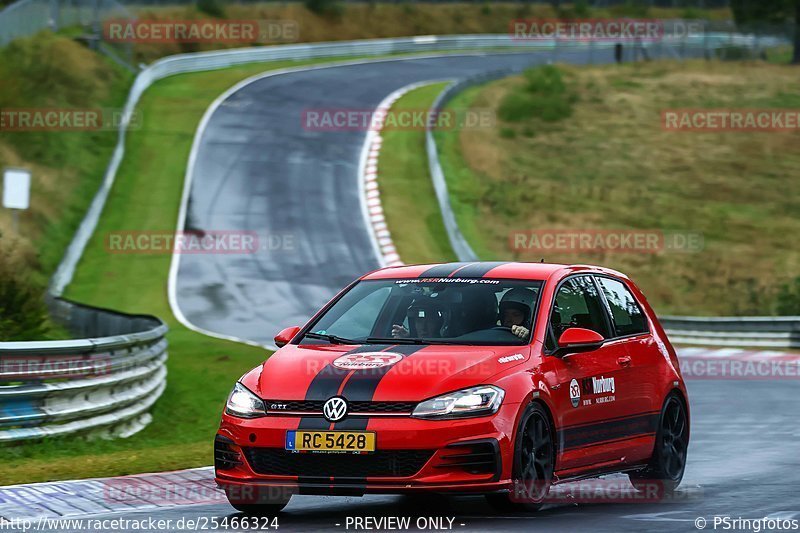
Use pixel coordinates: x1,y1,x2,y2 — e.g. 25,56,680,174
302,278,543,346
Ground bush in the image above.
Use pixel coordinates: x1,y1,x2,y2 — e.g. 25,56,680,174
498,66,574,124
499,127,516,139
498,92,536,122
775,277,800,315
196,0,225,18
305,0,343,18
523,64,567,95
0,247,48,341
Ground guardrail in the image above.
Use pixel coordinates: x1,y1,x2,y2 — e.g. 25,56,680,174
659,316,800,349
0,298,167,442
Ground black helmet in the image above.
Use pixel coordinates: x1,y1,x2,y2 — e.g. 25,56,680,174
406,300,445,336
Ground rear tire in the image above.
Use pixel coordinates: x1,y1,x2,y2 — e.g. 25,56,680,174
486,402,554,513
629,393,689,496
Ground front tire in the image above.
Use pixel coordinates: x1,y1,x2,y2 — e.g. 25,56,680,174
486,402,554,513
629,393,689,496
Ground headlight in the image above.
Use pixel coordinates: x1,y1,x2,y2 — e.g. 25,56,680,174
225,382,266,418
412,385,505,420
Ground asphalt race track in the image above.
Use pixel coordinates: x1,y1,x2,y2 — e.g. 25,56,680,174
172,49,613,345
6,375,799,532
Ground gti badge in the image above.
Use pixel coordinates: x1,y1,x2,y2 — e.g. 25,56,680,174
323,396,348,422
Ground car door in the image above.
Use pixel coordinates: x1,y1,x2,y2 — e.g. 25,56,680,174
540,275,639,472
594,275,663,462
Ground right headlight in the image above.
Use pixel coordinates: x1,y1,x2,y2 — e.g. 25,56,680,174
412,385,505,420
225,382,266,418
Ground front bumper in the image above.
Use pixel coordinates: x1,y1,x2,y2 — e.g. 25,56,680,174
214,401,521,497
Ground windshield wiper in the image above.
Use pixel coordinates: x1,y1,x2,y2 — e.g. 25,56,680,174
304,332,360,345
365,337,450,345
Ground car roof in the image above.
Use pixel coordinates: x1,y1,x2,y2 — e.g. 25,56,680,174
361,261,630,282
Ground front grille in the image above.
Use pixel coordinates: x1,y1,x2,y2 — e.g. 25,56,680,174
265,400,415,415
243,448,434,479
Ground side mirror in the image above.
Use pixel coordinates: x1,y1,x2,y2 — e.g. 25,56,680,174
274,326,301,348
553,327,605,358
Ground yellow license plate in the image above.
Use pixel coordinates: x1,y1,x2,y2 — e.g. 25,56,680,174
285,430,376,453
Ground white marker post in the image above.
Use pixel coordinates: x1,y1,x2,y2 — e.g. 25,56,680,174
3,168,31,234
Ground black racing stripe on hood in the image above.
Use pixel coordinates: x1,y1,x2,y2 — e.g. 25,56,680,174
418,262,474,278
330,344,426,488
336,344,426,411
454,261,509,278
297,345,392,431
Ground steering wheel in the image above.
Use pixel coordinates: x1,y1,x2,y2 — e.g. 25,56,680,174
491,326,514,332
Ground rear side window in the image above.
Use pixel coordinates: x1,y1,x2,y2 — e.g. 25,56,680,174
596,277,648,337
551,276,612,339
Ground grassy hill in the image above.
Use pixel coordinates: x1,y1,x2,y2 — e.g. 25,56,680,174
433,60,800,316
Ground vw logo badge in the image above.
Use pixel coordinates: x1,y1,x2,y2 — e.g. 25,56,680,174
323,396,348,422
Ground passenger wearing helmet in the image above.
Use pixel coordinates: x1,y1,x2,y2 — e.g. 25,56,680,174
499,288,535,339
392,300,445,339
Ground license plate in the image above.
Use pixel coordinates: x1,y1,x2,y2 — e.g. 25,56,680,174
285,430,376,453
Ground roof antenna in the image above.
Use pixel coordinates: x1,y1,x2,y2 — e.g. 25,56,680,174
540,258,545,263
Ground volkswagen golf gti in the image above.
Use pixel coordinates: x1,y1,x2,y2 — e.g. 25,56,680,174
214,262,689,514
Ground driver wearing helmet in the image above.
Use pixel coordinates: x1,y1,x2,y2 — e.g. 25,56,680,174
392,300,445,339
499,288,535,339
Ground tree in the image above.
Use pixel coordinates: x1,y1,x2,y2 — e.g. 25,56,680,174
731,0,800,64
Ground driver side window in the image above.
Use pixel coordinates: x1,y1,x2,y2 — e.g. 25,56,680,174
550,276,612,342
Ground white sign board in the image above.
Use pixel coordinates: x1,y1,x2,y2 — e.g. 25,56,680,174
3,168,31,210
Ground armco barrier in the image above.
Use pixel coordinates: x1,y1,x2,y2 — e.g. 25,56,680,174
659,316,800,349
0,298,167,442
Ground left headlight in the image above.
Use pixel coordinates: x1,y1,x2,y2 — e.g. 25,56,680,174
225,382,266,418
412,385,505,420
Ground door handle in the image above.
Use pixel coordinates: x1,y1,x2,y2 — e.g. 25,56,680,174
617,356,632,367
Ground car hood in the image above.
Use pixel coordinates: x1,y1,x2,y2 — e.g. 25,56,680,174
240,343,530,402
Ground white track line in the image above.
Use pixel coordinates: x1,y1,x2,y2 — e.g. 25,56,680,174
358,80,452,267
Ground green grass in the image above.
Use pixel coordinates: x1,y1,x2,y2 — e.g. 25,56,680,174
0,34,133,338
377,82,457,264
433,85,498,261
0,57,394,485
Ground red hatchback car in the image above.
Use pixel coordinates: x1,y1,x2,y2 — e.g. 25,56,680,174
215,262,689,514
